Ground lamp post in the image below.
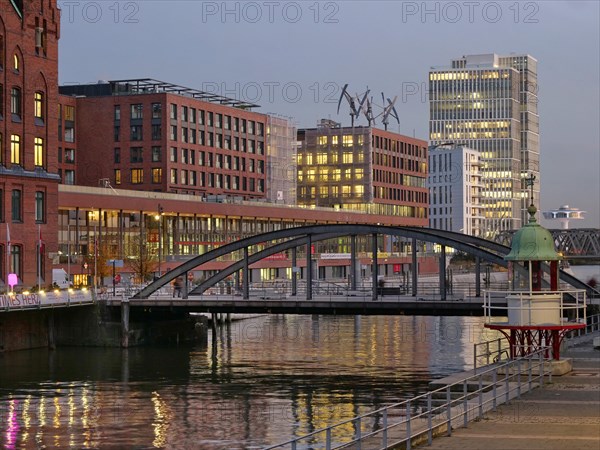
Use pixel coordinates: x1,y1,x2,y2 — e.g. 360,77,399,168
155,204,164,277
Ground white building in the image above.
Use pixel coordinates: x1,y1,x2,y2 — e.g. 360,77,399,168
427,144,483,236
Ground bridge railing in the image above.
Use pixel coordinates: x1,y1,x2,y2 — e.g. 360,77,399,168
262,348,552,450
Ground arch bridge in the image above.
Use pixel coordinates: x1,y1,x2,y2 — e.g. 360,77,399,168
133,225,599,301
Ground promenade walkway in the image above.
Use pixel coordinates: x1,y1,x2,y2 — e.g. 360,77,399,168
418,334,600,450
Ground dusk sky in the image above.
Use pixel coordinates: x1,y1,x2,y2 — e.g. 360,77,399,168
57,1,600,228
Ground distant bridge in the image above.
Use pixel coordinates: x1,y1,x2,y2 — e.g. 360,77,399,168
133,225,599,302
496,228,600,260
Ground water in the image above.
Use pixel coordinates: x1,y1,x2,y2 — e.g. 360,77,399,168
0,315,499,449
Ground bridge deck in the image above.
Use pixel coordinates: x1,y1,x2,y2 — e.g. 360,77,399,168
104,294,508,316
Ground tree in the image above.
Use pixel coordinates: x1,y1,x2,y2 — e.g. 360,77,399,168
124,230,157,284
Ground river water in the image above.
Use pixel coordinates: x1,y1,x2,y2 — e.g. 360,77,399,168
1,315,501,449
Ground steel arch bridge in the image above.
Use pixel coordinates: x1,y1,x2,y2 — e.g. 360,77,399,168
133,225,599,300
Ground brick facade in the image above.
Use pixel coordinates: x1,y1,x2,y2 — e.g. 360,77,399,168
1,0,61,290
59,84,269,199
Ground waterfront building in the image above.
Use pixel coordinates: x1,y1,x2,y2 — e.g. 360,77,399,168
56,185,434,287
427,144,483,235
429,53,539,236
59,79,275,200
297,120,428,220
1,0,61,289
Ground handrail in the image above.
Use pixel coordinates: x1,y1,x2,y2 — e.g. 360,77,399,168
263,347,552,449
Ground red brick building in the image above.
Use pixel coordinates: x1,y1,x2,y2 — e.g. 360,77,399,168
1,0,60,290
59,79,269,199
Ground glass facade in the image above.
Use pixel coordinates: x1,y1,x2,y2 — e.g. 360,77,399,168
429,54,540,237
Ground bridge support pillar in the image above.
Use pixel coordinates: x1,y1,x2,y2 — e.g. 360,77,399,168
372,233,378,301
47,310,56,350
475,256,481,297
183,272,188,299
306,236,313,300
412,238,418,297
351,235,357,291
243,247,250,300
121,298,130,348
291,247,297,296
440,245,447,301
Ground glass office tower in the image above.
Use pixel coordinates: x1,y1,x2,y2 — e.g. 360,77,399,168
429,54,539,237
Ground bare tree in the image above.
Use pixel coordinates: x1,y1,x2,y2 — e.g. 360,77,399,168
124,230,157,284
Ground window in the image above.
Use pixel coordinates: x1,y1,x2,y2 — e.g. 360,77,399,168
130,125,143,141
130,104,143,120
181,127,188,143
114,105,121,121
11,87,21,118
181,148,188,164
170,168,177,183
64,170,75,185
170,104,177,120
0,133,3,165
181,106,188,122
34,137,44,166
130,147,143,163
34,92,44,121
170,125,177,141
114,148,121,163
170,147,177,162
0,85,4,118
152,103,161,119
198,110,204,125
64,105,75,121
10,135,21,164
131,169,143,184
13,54,19,71
114,125,120,142
180,169,188,185
10,245,22,281
151,124,161,140
151,146,161,162
114,169,121,185
64,127,75,142
35,191,45,222
190,108,196,123
11,189,22,221
152,168,162,183
64,148,75,164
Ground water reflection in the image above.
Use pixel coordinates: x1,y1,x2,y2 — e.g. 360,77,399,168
0,315,499,448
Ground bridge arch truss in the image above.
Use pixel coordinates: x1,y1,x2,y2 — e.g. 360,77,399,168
134,225,598,300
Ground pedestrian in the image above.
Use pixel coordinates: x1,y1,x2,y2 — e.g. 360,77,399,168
173,276,183,298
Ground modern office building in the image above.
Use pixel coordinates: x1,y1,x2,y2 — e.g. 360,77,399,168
59,79,272,200
1,0,61,289
297,120,428,220
429,53,539,237
427,144,483,236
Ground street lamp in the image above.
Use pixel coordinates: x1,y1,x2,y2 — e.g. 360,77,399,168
155,204,164,277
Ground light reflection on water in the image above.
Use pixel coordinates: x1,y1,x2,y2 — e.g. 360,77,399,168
0,315,499,449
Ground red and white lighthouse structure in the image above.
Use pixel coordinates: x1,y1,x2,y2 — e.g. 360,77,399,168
483,201,586,369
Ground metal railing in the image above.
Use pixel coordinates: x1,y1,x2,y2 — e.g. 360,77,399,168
263,348,552,450
483,289,587,325
473,338,510,373
566,313,600,338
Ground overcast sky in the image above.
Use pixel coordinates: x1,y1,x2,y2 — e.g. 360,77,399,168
57,1,600,228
